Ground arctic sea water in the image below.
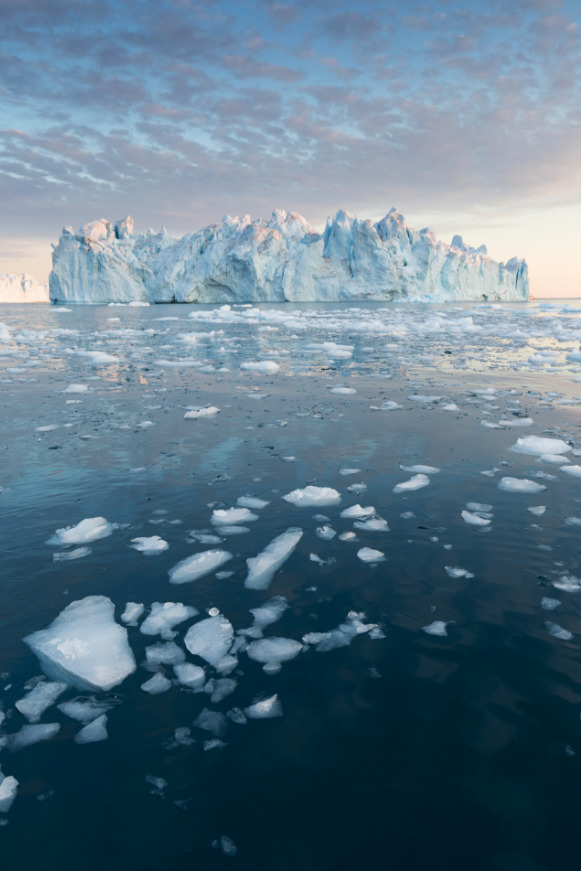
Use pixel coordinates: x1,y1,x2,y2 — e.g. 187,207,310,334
1,300,581,871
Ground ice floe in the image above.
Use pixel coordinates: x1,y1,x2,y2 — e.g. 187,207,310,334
184,615,234,666
168,550,233,584
246,637,303,674
130,535,168,555
48,517,113,546
140,602,198,637
497,477,547,493
282,486,341,508
245,528,303,590
393,474,430,494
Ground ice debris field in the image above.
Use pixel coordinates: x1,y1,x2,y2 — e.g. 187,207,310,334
1,299,581,866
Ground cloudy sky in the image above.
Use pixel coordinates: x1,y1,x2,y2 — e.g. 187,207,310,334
1,0,580,296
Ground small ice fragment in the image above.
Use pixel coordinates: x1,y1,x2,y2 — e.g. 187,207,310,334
240,360,280,373
347,482,367,493
316,525,336,540
400,464,440,474
184,406,220,419
250,596,288,629
461,510,491,527
63,384,88,393
339,468,361,476
245,528,303,590
145,774,167,795
0,773,19,813
174,663,205,689
330,386,356,395
338,531,358,541
48,517,113,546
168,550,233,584
236,496,269,509
15,680,67,723
244,693,283,719
340,504,375,519
282,486,341,508
140,602,198,637
353,516,389,531
393,474,430,494
52,547,91,562
442,403,459,411
561,465,581,478
445,566,474,579
564,516,581,526
209,678,237,704
422,621,449,636
552,575,581,592
544,621,573,641
9,723,60,752
511,436,570,456
215,654,238,675
370,400,402,410
204,739,227,751
465,502,493,513
193,708,227,737
184,615,234,666
246,637,302,673
357,547,385,563
216,835,238,857
211,507,258,525
74,713,108,744
57,698,112,723
528,505,547,516
541,597,561,610
498,477,547,494
141,673,172,694
121,602,145,626
130,536,168,555
227,707,247,725
145,642,186,666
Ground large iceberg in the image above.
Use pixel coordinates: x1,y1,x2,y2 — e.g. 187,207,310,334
49,209,528,304
0,273,49,303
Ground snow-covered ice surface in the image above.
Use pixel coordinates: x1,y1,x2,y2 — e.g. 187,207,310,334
3,299,581,869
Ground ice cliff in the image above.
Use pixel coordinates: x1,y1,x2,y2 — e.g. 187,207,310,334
0,273,49,303
49,209,529,304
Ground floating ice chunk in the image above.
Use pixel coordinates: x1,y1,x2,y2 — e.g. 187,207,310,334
541,597,561,611
168,549,233,584
339,468,361,476
498,477,547,493
140,602,198,637
215,835,238,857
347,482,367,493
393,474,429,494
357,547,385,563
461,510,491,527
57,697,112,723
408,395,442,402
353,516,389,531
130,536,168,555
74,714,108,744
340,504,375,519
9,723,60,752
561,465,581,478
465,502,493,513
63,384,88,393
53,547,91,562
227,707,247,725
184,615,234,666
121,602,145,626
15,680,67,723
207,678,237,704
236,496,270,509
141,673,172,694
0,772,18,813
401,464,440,474
215,654,238,675
497,417,534,427
511,436,570,456
76,349,119,365
48,517,113,546
240,361,280,373
303,611,378,652
218,525,250,535
421,621,450,636
338,531,358,541
145,642,186,666
245,528,303,590
445,566,474,579
246,637,303,674
564,516,581,526
244,694,283,719
174,663,206,689
540,454,569,464
552,575,581,592
184,406,220,419
193,708,227,737
330,387,356,395
204,739,227,751
282,486,341,508
211,507,258,525
250,596,289,629
145,774,167,795
442,403,459,411
24,596,136,691
370,400,402,410
544,621,573,641
528,505,547,516
316,525,336,540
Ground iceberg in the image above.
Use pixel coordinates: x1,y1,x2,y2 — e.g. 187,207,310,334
49,209,528,304
0,273,49,303
24,596,137,691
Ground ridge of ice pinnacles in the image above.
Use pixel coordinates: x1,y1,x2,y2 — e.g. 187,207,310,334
24,596,137,691
48,209,529,304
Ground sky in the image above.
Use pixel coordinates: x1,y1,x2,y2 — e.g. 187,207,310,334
1,0,580,296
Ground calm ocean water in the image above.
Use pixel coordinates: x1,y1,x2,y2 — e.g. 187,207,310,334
1,300,581,870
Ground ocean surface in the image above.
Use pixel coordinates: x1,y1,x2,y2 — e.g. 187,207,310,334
1,299,581,870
